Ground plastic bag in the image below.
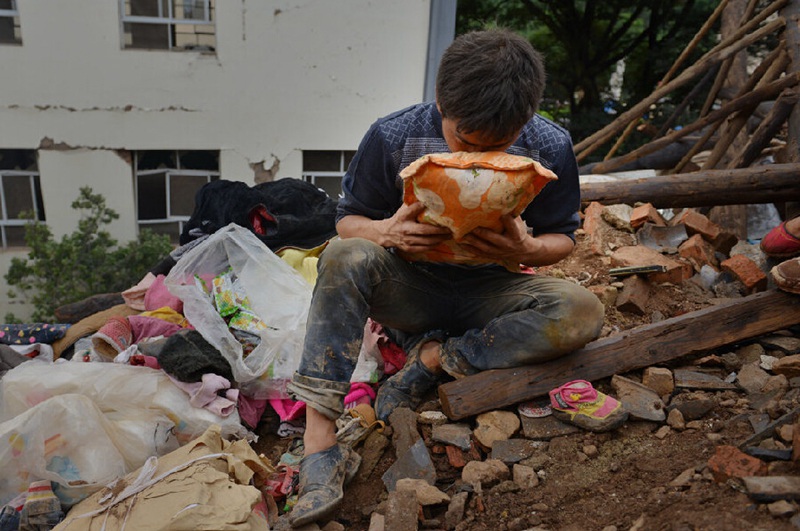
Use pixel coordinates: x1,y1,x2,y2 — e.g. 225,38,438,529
0,394,132,508
165,224,313,399
0,360,249,507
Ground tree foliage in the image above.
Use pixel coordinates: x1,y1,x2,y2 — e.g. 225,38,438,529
456,0,719,144
5,187,172,322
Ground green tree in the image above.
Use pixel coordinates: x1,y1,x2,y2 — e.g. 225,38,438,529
5,187,173,322
456,0,719,143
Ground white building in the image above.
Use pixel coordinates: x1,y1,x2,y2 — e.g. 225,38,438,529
0,0,455,320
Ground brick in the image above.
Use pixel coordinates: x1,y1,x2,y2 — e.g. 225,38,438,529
642,367,674,396
707,445,767,483
630,203,666,230
720,254,767,293
671,209,722,242
678,234,719,272
610,245,694,284
445,445,467,468
615,275,650,315
582,201,608,256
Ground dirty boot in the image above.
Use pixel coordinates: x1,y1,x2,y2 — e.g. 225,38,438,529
374,343,440,422
289,443,361,528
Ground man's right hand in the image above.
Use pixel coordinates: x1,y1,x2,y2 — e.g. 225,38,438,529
378,202,451,252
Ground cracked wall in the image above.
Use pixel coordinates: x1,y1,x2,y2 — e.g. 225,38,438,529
0,0,432,319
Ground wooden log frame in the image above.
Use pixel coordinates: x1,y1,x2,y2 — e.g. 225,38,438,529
438,290,800,420
579,163,800,208
574,10,786,160
729,87,800,168
587,69,800,175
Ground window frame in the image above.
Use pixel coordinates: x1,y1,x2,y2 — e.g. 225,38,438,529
0,0,21,45
302,150,355,199
133,151,219,242
119,0,214,51
0,170,43,249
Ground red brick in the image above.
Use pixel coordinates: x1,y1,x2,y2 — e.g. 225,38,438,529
630,203,666,230
615,275,650,315
678,234,719,272
582,201,608,256
610,245,694,285
707,445,767,483
720,254,767,293
671,209,722,242
445,445,467,468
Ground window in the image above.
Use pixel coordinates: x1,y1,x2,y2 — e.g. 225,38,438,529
0,150,44,248
120,0,215,52
302,150,356,200
0,0,21,45
135,150,219,243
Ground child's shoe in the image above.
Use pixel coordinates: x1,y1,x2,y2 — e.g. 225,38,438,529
549,380,628,432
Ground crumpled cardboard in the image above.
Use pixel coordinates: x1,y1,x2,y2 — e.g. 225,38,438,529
55,425,274,531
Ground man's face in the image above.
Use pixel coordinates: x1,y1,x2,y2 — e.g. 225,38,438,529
440,115,520,153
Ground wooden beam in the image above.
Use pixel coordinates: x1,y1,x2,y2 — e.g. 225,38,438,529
579,163,800,208
438,290,800,420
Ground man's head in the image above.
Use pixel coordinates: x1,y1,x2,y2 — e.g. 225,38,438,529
436,29,545,152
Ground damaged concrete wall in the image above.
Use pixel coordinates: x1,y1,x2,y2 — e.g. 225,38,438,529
0,0,433,319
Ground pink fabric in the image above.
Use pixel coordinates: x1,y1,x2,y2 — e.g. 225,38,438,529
122,272,156,311
145,274,184,313
238,395,268,428
344,382,376,410
169,373,239,417
269,398,307,422
129,315,183,342
269,382,378,423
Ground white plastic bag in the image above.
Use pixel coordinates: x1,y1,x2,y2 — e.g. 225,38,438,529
165,224,313,398
0,394,132,508
0,360,249,507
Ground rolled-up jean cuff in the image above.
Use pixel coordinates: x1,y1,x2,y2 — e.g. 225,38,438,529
286,372,350,421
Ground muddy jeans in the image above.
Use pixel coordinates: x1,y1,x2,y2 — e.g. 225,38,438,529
287,238,605,419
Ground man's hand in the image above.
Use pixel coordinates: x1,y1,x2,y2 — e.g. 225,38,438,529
460,214,574,267
379,202,451,252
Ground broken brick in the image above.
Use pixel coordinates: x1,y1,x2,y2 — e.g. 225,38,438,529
630,202,666,230
615,275,650,315
671,209,722,242
720,254,767,293
610,245,694,285
707,445,768,483
582,201,608,256
678,234,719,272
445,445,467,468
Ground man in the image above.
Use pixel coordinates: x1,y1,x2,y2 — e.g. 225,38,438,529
286,29,605,528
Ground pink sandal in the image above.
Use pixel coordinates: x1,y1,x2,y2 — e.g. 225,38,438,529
761,221,800,258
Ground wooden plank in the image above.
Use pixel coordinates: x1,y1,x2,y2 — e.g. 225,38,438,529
438,290,800,420
579,163,800,208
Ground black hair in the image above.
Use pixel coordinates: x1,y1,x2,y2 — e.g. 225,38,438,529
436,29,546,141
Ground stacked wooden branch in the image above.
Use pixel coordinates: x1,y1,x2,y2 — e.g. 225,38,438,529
576,0,798,182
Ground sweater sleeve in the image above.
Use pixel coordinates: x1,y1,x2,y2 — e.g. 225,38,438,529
336,123,403,224
521,131,581,240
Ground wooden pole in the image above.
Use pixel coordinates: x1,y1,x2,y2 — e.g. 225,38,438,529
579,163,800,207
439,290,800,420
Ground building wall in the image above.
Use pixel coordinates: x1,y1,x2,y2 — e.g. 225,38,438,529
0,0,433,320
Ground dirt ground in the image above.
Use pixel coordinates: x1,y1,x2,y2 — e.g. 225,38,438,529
254,227,800,531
